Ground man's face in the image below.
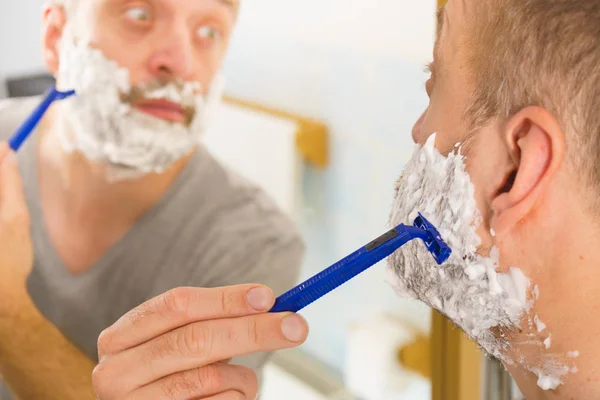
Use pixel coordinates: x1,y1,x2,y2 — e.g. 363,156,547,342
412,0,509,249
86,0,236,88
399,0,579,387
42,0,238,177
80,0,237,121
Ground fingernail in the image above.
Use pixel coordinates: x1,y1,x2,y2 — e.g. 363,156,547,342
246,287,273,311
281,314,307,342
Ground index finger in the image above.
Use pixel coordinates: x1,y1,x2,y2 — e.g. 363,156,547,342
98,285,275,357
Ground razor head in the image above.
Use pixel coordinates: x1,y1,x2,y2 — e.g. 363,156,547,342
413,213,452,265
53,88,76,100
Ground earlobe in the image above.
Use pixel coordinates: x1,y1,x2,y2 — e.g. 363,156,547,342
490,107,565,234
41,5,67,75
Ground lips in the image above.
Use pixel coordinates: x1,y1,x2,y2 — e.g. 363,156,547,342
133,99,188,123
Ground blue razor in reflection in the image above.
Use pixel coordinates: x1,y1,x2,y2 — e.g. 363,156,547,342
270,213,451,313
9,87,76,152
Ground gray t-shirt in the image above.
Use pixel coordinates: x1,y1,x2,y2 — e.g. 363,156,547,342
0,97,304,399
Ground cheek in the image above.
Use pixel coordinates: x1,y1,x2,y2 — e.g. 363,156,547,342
420,96,466,151
465,160,496,247
192,51,222,87
86,16,154,85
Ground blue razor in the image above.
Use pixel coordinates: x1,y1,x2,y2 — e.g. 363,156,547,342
9,87,76,152
270,213,451,313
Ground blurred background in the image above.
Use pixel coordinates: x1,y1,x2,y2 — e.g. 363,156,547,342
0,1,523,399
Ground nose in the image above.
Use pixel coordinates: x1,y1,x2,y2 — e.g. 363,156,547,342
147,25,194,82
412,108,428,144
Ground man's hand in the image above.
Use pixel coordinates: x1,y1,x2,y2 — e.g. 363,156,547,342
93,285,309,399
0,143,33,307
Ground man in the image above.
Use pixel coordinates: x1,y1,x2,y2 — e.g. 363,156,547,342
92,0,599,398
0,0,305,399
388,0,600,398
3,0,599,399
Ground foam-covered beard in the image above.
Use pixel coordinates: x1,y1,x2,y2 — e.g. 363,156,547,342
387,134,577,390
56,31,225,180
387,135,530,358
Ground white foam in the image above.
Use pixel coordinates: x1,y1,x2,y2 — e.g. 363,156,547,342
387,134,532,360
544,335,551,349
535,371,563,391
386,134,571,390
532,285,540,300
534,315,547,333
568,351,580,358
56,27,225,180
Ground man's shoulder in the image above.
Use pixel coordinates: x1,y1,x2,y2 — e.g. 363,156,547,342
0,96,40,141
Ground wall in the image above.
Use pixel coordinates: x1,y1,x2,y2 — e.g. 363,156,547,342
223,0,437,372
0,0,47,98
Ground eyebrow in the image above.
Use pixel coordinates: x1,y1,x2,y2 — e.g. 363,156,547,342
217,0,239,10
435,5,447,43
432,5,447,70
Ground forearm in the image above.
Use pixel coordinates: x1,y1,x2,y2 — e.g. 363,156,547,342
0,292,95,400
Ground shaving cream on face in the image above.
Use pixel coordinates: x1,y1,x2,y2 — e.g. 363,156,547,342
387,134,574,390
535,371,563,391
387,134,530,358
56,28,225,180
534,315,547,332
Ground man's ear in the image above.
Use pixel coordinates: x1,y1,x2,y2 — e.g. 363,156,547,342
490,106,565,234
41,3,68,75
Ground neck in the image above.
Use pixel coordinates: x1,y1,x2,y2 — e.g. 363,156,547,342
501,203,600,399
38,106,192,225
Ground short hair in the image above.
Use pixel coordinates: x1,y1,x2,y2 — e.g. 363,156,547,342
464,0,600,209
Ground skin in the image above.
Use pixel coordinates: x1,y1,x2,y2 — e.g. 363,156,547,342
0,1,309,399
414,0,600,398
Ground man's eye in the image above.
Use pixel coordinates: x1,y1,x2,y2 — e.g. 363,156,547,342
197,25,222,41
126,7,152,23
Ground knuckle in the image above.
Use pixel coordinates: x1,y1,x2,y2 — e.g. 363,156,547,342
160,287,192,319
92,359,117,399
96,328,113,358
160,371,200,399
218,289,230,314
238,366,259,395
224,319,260,351
196,364,223,391
246,318,261,347
179,323,212,358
